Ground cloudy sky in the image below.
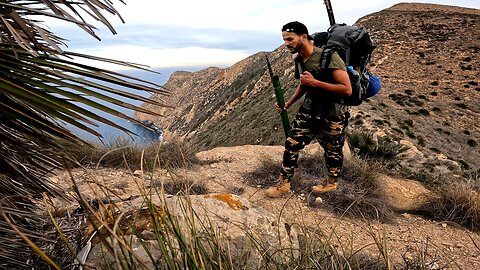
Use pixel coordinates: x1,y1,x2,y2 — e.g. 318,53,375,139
48,0,479,71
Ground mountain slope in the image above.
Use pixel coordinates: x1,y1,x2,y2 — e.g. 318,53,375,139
137,3,479,179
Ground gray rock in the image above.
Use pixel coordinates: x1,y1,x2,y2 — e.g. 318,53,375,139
86,194,299,269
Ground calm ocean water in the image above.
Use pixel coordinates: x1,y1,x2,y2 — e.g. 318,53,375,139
69,66,205,145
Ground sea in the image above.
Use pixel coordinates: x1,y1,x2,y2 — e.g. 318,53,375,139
69,66,206,145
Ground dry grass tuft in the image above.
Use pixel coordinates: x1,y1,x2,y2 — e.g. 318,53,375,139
242,158,281,187
320,158,395,222
157,178,209,195
416,173,480,231
56,136,200,171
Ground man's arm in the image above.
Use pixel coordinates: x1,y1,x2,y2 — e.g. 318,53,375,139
299,69,352,97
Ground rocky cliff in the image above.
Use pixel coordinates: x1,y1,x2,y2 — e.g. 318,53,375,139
137,3,479,178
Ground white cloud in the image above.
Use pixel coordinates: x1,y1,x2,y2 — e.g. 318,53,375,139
42,0,480,70
73,46,250,70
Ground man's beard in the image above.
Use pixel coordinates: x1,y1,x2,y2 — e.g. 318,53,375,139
287,41,303,54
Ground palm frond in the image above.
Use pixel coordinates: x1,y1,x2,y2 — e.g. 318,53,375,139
0,1,169,268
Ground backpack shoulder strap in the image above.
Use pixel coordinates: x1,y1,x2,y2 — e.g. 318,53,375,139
319,48,334,69
294,55,306,79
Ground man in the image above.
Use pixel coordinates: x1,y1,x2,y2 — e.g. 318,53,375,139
266,21,352,197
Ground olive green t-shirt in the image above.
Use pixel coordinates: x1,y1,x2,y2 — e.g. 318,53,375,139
295,46,348,117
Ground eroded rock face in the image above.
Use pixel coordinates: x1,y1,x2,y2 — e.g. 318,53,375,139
86,194,299,269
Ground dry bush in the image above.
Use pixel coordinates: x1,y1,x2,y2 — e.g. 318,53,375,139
242,158,281,187
319,157,395,222
416,174,480,231
56,136,200,170
295,226,387,270
153,178,209,195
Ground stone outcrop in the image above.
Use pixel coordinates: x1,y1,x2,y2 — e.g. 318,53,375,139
86,193,299,269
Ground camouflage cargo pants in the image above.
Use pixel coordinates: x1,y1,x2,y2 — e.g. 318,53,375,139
281,105,350,182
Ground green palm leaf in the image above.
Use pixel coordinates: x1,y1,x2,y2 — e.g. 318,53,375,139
0,1,169,268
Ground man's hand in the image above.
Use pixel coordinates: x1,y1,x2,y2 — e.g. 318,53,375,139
275,102,284,113
275,101,291,113
299,71,316,87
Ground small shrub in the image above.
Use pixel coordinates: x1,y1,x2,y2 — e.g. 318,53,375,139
418,109,430,116
373,119,385,126
400,168,441,187
405,130,416,139
417,178,480,231
242,158,281,187
348,131,410,161
467,139,478,147
458,160,470,170
392,127,404,135
417,136,426,147
405,89,415,95
403,119,414,127
354,118,365,125
320,157,394,222
161,178,209,195
460,64,472,71
468,81,478,86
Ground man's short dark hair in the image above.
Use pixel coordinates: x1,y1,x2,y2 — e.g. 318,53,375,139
282,21,312,40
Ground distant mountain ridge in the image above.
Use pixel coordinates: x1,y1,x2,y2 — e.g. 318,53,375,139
137,3,479,179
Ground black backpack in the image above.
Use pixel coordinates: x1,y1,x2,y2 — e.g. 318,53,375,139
311,23,380,106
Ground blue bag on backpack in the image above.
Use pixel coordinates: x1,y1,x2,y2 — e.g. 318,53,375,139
366,73,381,98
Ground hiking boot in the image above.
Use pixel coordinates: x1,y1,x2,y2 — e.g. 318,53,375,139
311,178,337,194
265,177,291,198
